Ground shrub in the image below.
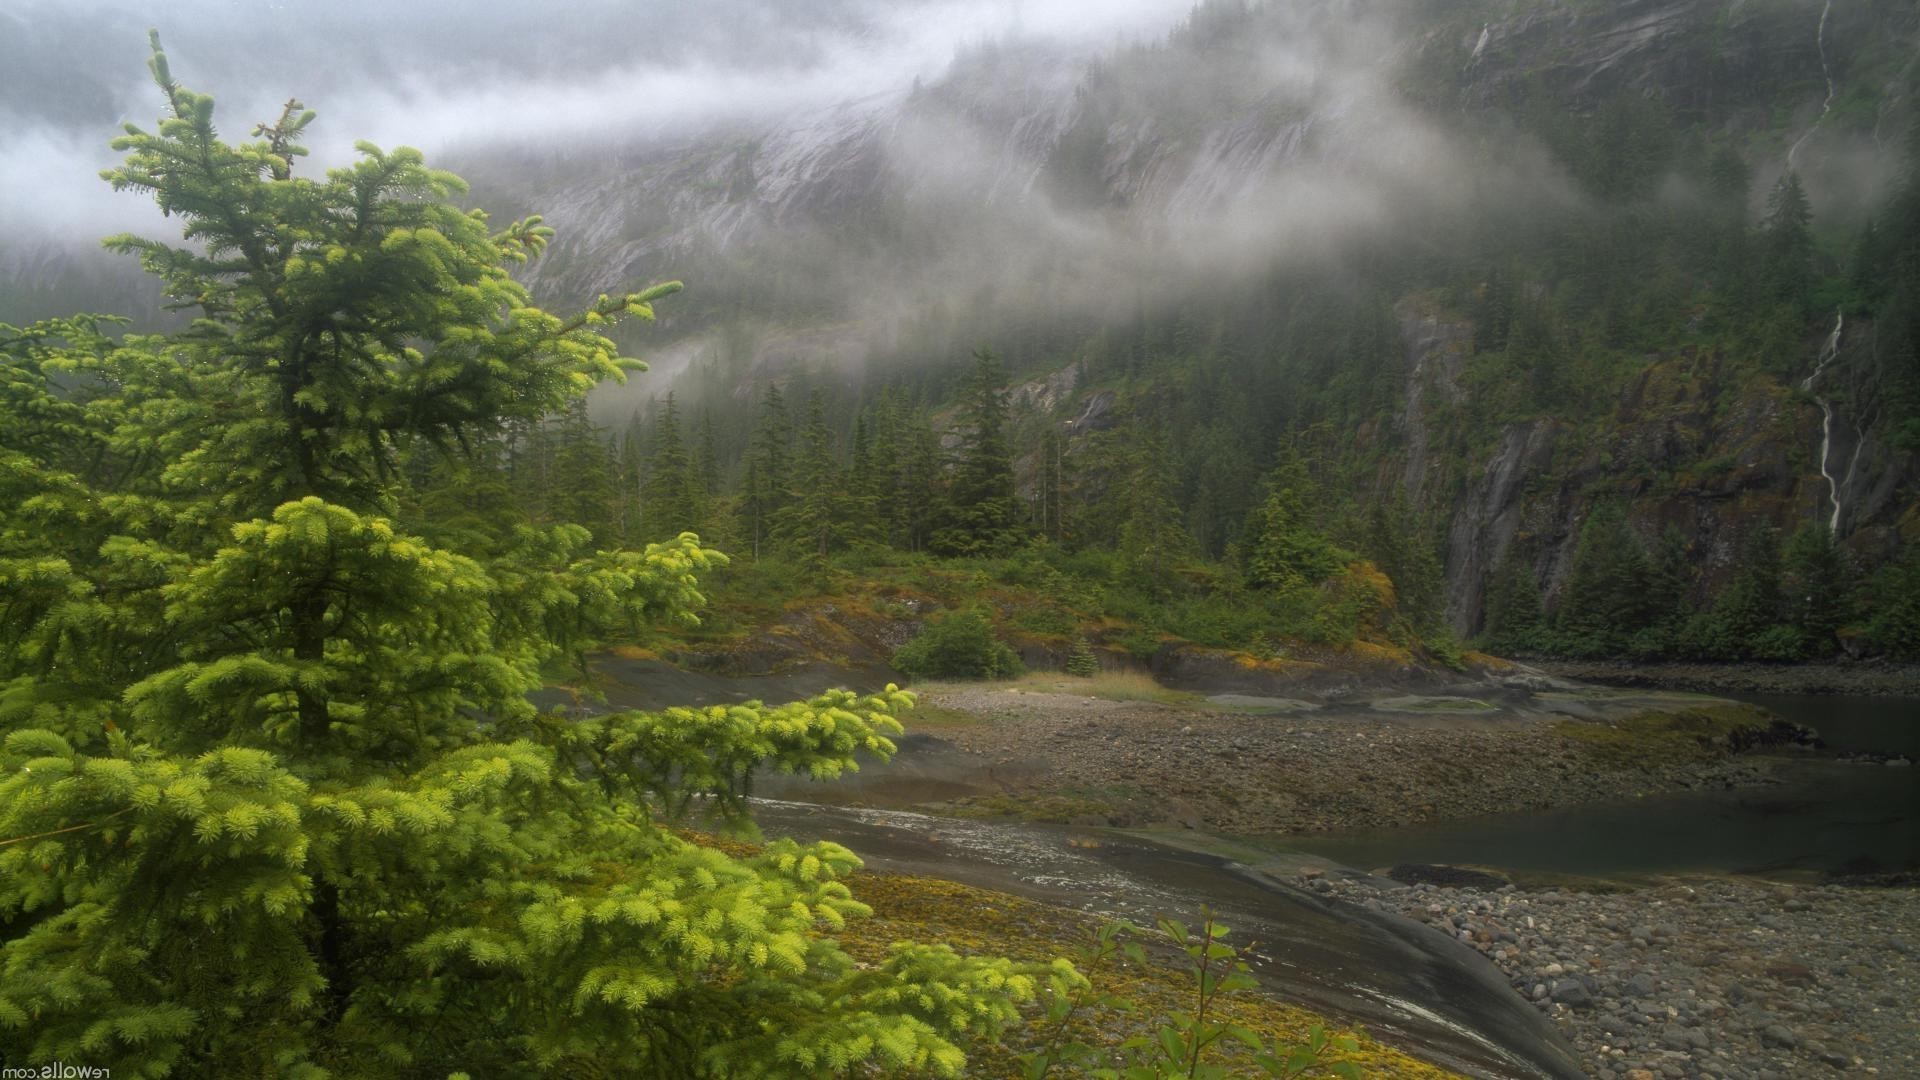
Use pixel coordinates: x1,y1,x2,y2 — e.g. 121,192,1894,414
893,610,1023,680
1065,636,1100,676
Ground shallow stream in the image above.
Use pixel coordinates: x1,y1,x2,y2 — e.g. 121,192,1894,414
1281,693,1917,881
591,659,1916,1077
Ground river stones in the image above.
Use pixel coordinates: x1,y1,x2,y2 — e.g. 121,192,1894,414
1312,874,1920,1079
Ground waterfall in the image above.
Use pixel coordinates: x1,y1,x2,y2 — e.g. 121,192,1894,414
1786,0,1839,172
1802,309,1846,533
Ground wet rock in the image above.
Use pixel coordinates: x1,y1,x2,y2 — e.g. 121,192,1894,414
1760,1024,1798,1049
1552,979,1596,1009
1387,863,1510,889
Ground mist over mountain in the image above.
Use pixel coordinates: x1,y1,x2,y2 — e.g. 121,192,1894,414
5,0,1919,640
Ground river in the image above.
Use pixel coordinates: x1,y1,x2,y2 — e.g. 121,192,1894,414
1280,694,1917,881
750,797,1584,1079
588,658,1915,1077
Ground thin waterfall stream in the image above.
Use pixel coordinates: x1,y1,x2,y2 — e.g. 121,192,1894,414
1786,0,1839,171
1803,308,1846,532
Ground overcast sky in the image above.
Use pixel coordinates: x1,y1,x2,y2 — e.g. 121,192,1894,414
0,0,1198,239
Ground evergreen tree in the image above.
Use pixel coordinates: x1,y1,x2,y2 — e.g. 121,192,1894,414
1780,522,1853,654
1716,526,1786,651
1065,636,1100,677
1115,429,1196,585
546,398,616,544
1361,496,1444,633
615,420,645,542
0,47,1035,1076
1244,448,1345,591
690,407,720,498
742,383,792,558
642,391,703,540
772,391,864,560
1482,551,1545,650
899,417,947,553
1034,426,1067,543
931,349,1023,557
1555,504,1653,655
1762,172,1815,313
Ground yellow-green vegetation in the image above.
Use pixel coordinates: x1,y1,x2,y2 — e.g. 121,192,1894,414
941,792,1126,825
1553,704,1780,768
623,537,1455,681
1011,671,1200,705
841,872,1463,1079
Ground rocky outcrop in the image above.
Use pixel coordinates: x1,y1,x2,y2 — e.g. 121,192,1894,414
1442,418,1561,635
1396,305,1919,635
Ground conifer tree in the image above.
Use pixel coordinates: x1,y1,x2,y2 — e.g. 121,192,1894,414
1482,551,1545,650
1716,526,1785,647
1555,504,1654,654
546,398,617,544
742,384,792,558
1780,522,1853,654
1116,429,1196,585
693,408,720,495
643,392,704,540
900,417,947,553
772,391,864,561
1035,427,1068,543
1762,171,1815,313
615,419,646,542
0,45,1037,1077
1245,448,1345,591
932,349,1023,557
1360,496,1443,633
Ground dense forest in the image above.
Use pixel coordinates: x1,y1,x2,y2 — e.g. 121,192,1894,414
477,110,1920,666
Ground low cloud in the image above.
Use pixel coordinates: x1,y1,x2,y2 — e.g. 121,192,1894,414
1,0,1196,240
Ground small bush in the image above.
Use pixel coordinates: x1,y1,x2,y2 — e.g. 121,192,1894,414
1064,637,1099,677
1114,627,1165,661
1011,604,1079,638
893,610,1023,680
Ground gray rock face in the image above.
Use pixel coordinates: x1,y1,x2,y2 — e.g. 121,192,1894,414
1439,417,1559,634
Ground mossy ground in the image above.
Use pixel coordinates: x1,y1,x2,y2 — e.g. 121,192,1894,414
843,871,1465,1079
684,830,1460,1076
1551,703,1776,768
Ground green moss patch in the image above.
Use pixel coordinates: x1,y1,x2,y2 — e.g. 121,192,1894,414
1552,703,1777,768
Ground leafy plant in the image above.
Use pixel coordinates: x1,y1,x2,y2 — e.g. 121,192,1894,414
893,609,1024,680
1020,914,1363,1080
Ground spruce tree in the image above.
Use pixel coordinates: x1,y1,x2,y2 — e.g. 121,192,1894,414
931,349,1023,557
642,391,704,541
1780,522,1853,655
899,418,947,554
1762,172,1815,313
1116,429,1196,585
1555,505,1654,654
1717,526,1786,648
771,392,864,561
545,398,617,544
0,44,1036,1076
1244,448,1345,591
742,384,792,558
1482,552,1545,651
